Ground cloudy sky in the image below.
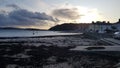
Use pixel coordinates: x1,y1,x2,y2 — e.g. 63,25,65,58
0,0,120,29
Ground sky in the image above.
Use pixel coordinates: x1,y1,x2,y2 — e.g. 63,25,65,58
0,0,120,29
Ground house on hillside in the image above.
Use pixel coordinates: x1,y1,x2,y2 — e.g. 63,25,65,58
89,21,112,33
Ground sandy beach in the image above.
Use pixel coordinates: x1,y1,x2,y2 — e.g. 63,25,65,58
0,34,120,68
0,34,95,46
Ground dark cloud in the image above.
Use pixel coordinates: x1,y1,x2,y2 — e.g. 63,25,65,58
52,8,81,20
6,4,21,9
0,9,58,28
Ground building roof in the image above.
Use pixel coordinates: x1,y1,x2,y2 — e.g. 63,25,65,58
92,21,112,25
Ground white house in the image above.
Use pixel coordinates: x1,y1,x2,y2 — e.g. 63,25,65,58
89,21,112,33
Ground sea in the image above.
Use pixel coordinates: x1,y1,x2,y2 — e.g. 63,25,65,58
0,29,80,37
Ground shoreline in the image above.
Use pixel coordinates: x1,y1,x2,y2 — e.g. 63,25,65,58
0,32,120,68
0,33,82,39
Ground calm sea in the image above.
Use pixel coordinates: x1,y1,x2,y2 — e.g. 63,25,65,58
0,29,79,37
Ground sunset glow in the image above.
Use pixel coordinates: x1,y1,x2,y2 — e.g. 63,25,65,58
0,0,120,29
79,8,100,23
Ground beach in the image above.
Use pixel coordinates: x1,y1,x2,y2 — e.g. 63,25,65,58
0,34,94,46
0,0,120,67
0,34,120,68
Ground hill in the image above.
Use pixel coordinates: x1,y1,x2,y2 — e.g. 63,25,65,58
49,23,90,31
